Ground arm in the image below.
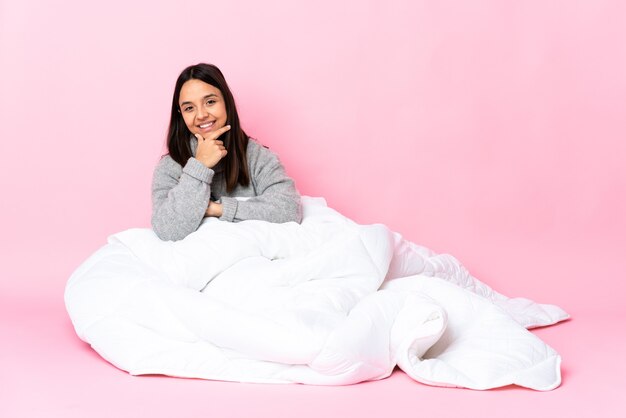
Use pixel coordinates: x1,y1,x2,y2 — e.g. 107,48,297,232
151,156,214,241
152,126,231,240
219,145,302,224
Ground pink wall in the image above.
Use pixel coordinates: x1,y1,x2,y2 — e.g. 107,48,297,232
1,0,624,313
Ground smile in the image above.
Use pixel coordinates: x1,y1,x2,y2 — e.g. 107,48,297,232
198,121,215,129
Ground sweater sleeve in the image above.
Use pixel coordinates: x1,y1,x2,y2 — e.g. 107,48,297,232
219,145,302,224
151,156,215,241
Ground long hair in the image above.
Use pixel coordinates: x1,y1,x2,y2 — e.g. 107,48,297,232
166,63,250,192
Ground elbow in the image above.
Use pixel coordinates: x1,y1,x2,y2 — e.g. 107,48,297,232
278,197,303,224
151,215,189,242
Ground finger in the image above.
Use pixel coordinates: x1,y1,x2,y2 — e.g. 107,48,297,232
212,124,231,139
194,133,205,142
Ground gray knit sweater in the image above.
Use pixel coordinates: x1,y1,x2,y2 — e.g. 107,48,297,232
151,136,302,241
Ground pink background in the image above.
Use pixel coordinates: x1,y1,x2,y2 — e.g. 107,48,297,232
1,0,625,417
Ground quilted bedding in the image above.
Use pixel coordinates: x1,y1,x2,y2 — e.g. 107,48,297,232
65,197,569,390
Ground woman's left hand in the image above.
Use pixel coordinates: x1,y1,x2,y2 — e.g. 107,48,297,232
205,201,223,218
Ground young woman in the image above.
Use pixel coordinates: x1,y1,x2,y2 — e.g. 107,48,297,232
151,63,302,241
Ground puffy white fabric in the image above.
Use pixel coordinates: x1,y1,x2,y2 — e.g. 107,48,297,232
65,197,569,389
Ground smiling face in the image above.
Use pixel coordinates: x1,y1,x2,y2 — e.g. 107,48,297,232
178,79,228,138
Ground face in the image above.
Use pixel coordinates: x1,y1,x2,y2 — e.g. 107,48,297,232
178,79,228,138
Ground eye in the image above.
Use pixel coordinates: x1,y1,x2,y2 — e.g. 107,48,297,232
183,106,193,112
206,99,216,106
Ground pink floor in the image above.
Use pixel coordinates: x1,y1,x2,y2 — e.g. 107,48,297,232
2,285,624,418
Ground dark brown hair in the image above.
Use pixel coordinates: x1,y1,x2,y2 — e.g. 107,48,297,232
166,63,250,192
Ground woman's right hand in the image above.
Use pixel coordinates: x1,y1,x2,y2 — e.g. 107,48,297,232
194,125,231,168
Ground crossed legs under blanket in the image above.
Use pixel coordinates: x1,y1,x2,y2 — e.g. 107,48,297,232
65,197,568,389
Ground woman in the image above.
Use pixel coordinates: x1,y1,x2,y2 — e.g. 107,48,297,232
151,63,302,241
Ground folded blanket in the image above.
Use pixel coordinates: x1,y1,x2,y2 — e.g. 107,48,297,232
65,197,568,389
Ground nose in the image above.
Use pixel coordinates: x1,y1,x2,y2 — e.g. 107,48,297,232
196,106,209,120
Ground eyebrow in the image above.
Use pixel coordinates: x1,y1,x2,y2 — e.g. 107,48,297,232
180,94,218,107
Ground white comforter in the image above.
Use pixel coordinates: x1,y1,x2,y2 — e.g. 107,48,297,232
65,197,568,390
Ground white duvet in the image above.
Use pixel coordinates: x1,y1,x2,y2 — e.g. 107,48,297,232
65,197,568,390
